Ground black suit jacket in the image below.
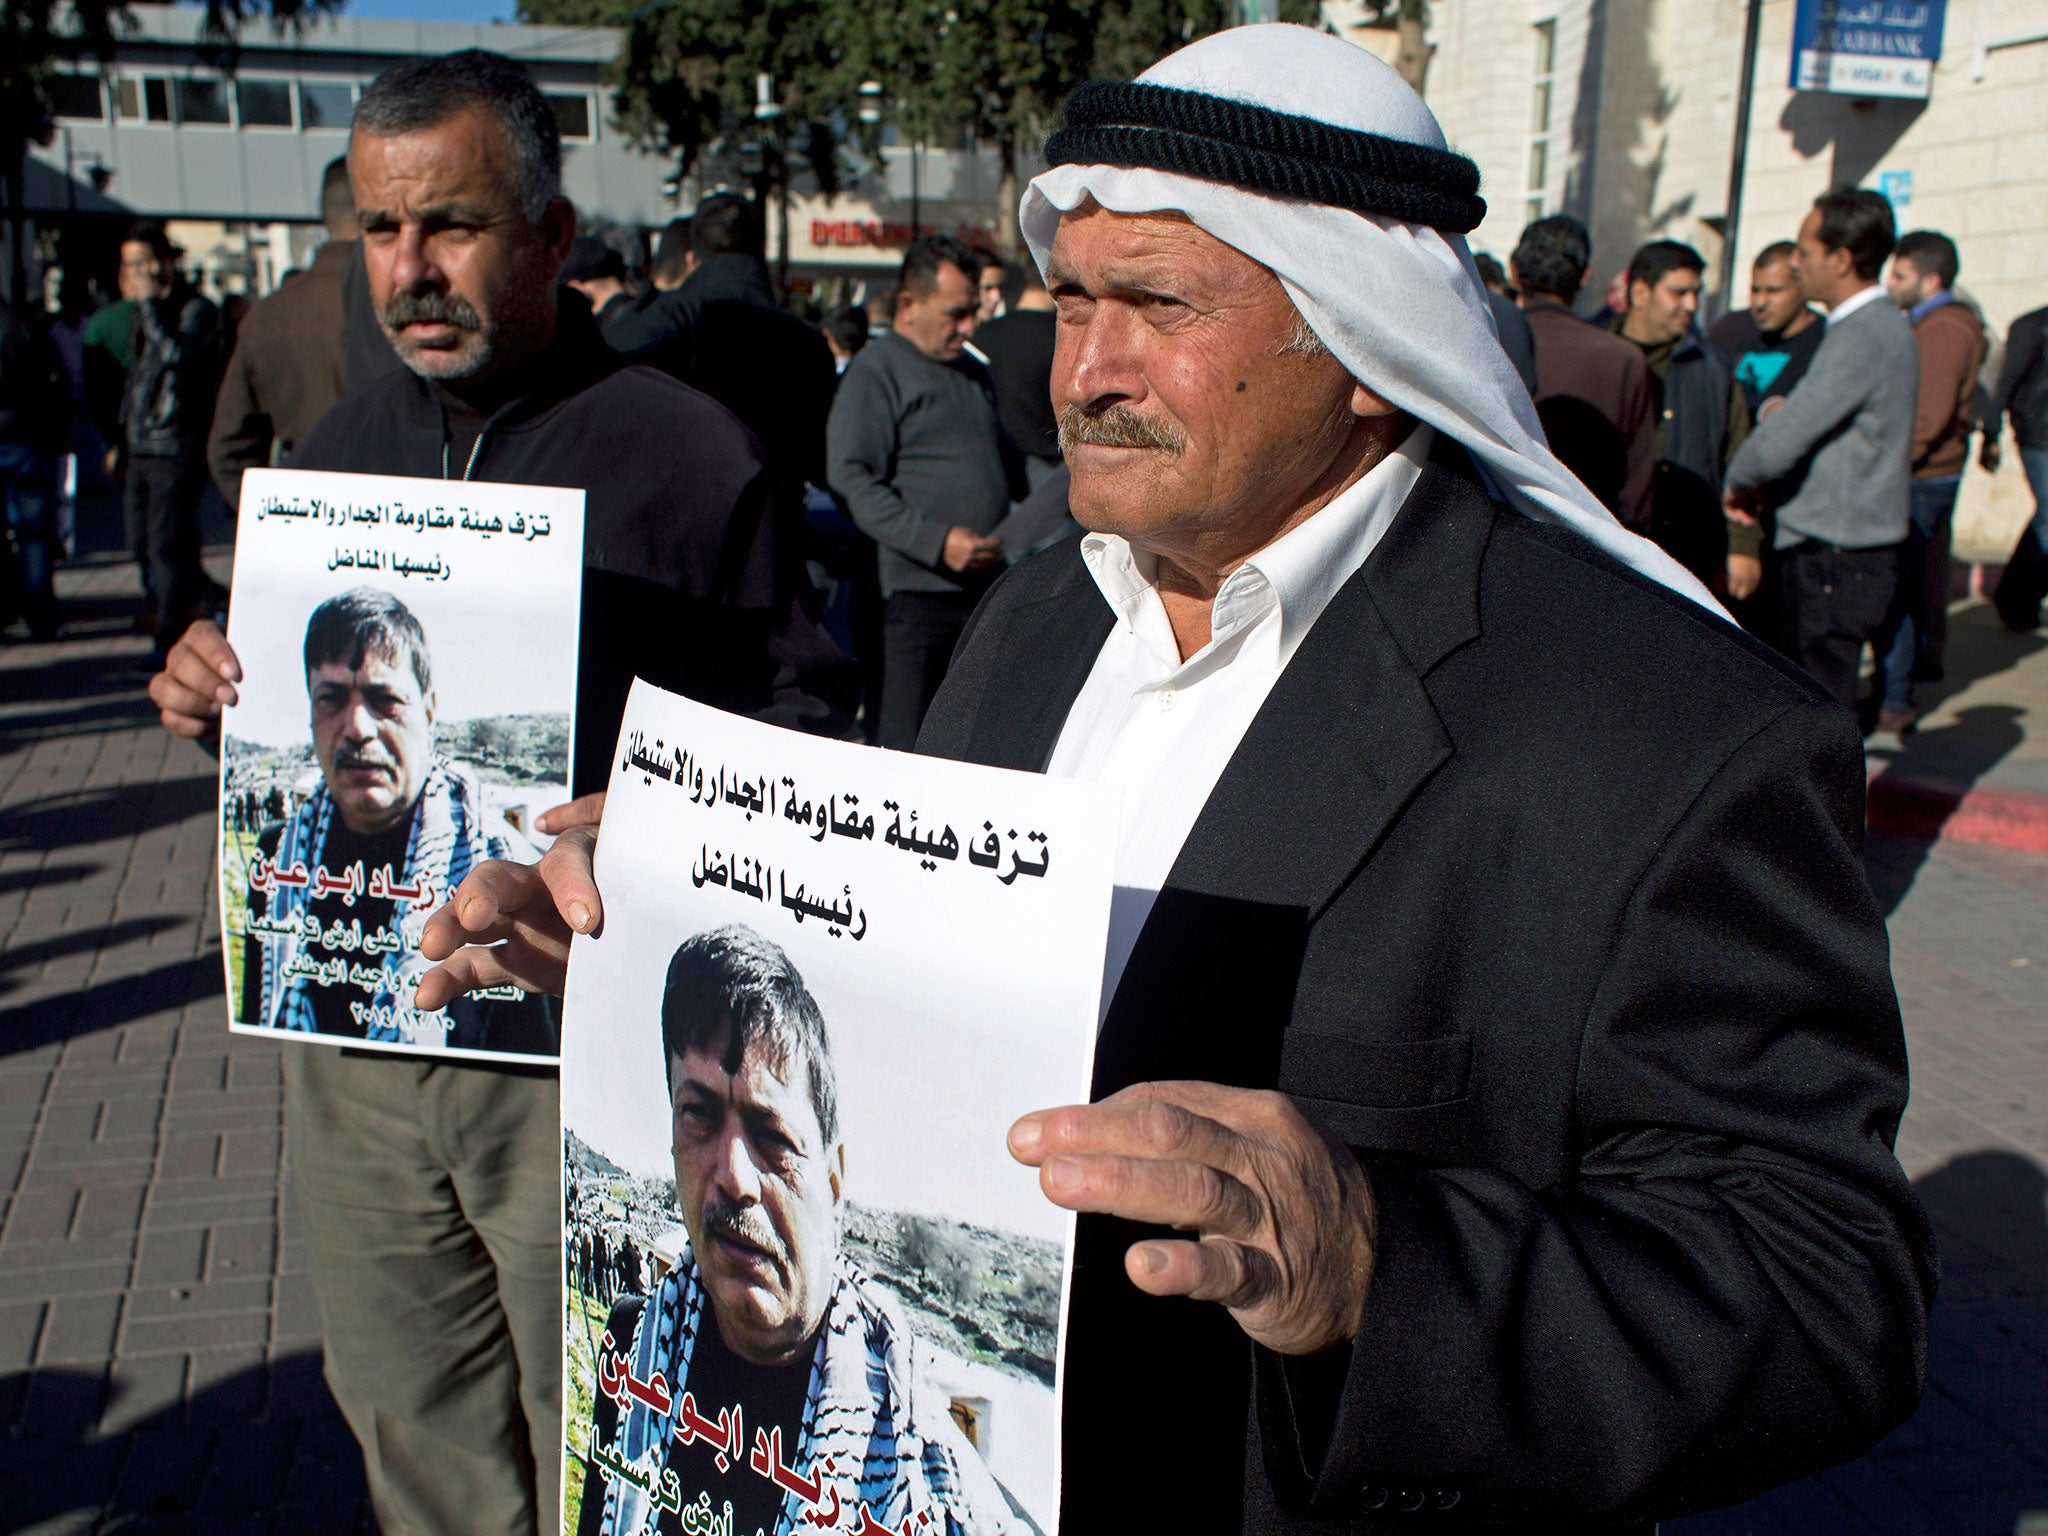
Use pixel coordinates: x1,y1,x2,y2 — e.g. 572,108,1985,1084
917,442,1933,1533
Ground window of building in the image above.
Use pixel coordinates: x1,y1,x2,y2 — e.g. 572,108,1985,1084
547,92,594,143
237,79,295,129
115,76,174,124
299,80,355,130
48,73,105,122
1526,19,1556,225
175,78,232,126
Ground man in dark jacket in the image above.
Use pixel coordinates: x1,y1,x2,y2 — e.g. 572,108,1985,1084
561,234,640,339
119,221,223,654
606,191,836,522
208,157,356,508
148,49,781,1536
0,304,72,637
1986,301,2048,630
420,32,1933,1533
1610,240,1749,589
974,263,1061,487
1512,215,1656,530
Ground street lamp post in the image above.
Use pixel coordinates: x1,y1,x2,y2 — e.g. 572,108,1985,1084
1715,0,1766,323
754,72,790,293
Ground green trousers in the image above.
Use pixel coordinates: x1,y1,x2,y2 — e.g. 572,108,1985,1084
286,1046,562,1536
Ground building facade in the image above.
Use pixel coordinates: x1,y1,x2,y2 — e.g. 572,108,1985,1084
1406,0,2048,556
21,9,672,301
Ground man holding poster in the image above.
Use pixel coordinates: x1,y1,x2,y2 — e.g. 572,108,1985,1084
579,925,1016,1536
428,26,1932,1536
150,47,788,1536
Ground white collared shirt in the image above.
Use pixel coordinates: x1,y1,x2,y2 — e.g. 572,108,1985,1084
1826,284,1886,326
1048,426,1432,1017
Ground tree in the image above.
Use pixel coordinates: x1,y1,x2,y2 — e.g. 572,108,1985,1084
520,0,1326,259
3,0,340,307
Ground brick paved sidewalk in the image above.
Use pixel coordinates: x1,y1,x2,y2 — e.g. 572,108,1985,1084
1,555,368,1536
2,555,2043,1534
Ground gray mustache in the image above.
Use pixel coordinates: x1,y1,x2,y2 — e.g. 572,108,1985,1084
383,290,481,333
334,744,397,773
1058,403,1187,457
704,1196,787,1270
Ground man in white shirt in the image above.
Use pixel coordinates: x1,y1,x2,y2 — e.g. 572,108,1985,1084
420,26,1931,1534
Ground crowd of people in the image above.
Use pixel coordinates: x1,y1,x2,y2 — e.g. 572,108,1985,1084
1467,198,2044,734
7,135,2046,743
4,19,2031,1535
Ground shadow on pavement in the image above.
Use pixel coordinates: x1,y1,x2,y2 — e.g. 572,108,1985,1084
0,916,192,1000
0,651,156,712
1671,1149,2048,1535
0,955,223,1058
0,1350,369,1536
1864,701,2030,917
0,863,103,895
1908,602,2048,720
0,778,219,855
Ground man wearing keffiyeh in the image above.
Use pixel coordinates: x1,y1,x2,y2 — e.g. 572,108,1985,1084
427,25,1933,1534
577,926,1017,1536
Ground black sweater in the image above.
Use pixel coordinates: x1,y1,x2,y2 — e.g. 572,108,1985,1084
291,296,778,793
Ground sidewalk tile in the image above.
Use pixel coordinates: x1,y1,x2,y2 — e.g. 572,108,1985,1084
37,1293,123,1365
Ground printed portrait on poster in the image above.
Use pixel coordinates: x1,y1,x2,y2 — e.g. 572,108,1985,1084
561,683,1118,1536
218,467,583,1063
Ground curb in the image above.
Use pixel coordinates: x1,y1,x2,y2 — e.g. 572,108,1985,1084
1866,769,2048,855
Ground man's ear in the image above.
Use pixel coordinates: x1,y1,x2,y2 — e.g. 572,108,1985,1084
537,197,577,280
829,1142,846,1204
423,689,437,724
1350,380,1401,419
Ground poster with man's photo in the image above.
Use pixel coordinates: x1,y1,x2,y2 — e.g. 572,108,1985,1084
217,466,584,1064
560,682,1118,1536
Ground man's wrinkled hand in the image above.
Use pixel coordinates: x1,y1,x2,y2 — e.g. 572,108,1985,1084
1009,1082,1376,1357
414,827,602,1010
148,619,241,738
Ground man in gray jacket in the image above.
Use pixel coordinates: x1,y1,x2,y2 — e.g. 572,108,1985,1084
827,235,1023,749
1724,188,1917,715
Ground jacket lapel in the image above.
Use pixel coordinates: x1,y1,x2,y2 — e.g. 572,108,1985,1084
1095,443,1498,1094
961,562,1114,774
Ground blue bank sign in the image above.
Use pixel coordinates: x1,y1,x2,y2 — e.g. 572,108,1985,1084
1791,0,1946,99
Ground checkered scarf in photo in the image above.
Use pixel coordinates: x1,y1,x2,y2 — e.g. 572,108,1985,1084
258,755,507,1040
599,1250,1018,1536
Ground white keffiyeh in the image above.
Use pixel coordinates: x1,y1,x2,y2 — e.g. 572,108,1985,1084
1022,22,1722,614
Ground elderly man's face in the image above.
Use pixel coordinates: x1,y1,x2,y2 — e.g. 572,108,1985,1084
1047,204,1387,568
672,1029,844,1367
308,646,435,835
351,107,573,385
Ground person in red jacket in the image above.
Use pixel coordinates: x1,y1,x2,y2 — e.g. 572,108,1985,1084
1875,230,1988,733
